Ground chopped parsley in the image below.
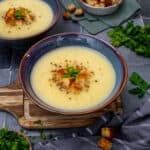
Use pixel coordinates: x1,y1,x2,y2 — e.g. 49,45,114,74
14,10,25,20
0,128,29,150
63,66,80,78
33,120,43,126
108,21,150,57
129,72,150,97
40,130,47,140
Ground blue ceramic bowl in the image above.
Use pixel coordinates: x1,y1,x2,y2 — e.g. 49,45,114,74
19,33,128,115
0,0,60,47
78,0,123,16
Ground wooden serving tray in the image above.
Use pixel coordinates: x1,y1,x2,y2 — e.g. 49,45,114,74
0,80,123,129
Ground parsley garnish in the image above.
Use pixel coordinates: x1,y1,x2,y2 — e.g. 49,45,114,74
40,130,47,140
14,10,25,20
129,72,150,97
63,66,80,78
33,120,43,126
108,21,150,57
0,128,29,150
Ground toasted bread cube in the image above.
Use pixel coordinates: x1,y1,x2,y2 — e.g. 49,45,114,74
101,127,115,139
97,137,112,150
85,0,95,6
67,3,76,13
63,11,71,20
74,8,84,16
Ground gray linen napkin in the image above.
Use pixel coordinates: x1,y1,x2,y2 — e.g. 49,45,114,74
33,99,150,150
112,98,150,150
59,0,141,34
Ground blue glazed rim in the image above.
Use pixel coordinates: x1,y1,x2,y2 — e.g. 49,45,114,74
19,32,128,115
0,0,60,41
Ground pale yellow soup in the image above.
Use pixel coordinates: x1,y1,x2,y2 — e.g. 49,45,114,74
0,0,53,39
31,46,116,111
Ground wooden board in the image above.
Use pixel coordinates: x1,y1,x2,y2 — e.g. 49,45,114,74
0,80,123,129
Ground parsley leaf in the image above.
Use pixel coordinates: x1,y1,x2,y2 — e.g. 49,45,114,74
107,21,150,57
40,130,47,140
129,87,145,98
33,120,43,126
14,10,25,20
129,72,150,97
63,66,80,78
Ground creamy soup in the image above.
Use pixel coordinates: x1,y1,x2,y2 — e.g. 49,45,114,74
31,46,116,111
0,0,53,39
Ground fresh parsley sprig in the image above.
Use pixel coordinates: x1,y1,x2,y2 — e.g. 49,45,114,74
63,66,80,78
0,128,29,150
129,72,150,97
108,21,150,57
14,10,25,20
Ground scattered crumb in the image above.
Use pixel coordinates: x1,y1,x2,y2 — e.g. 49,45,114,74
95,80,98,83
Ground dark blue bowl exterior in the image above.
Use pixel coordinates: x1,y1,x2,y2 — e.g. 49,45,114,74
20,33,127,114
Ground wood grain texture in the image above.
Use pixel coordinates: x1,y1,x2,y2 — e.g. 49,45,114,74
0,80,123,129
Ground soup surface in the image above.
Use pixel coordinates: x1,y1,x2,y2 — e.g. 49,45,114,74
31,46,116,111
0,0,53,39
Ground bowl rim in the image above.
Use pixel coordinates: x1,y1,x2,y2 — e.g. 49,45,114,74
79,0,123,9
19,32,128,115
0,0,60,41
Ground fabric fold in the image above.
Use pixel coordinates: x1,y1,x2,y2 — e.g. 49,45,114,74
33,99,150,150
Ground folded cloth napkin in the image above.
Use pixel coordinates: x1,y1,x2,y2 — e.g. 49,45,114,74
59,0,141,34
33,99,150,150
112,98,150,150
